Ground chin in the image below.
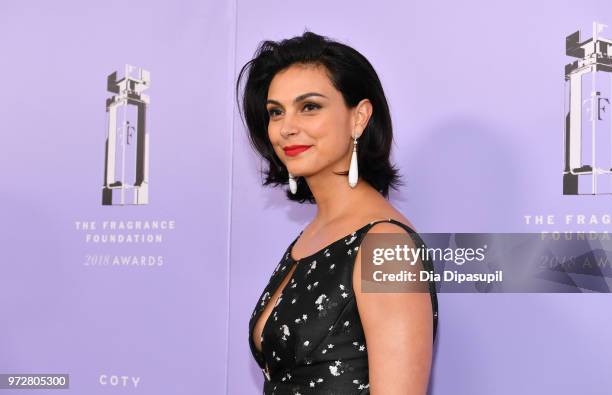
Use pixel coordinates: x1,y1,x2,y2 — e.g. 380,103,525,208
286,161,311,175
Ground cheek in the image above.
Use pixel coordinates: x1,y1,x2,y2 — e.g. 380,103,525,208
313,131,351,163
267,126,284,157
310,114,346,141
267,124,282,147
267,123,277,142
313,117,350,150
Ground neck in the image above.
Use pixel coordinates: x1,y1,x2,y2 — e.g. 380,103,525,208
305,169,382,226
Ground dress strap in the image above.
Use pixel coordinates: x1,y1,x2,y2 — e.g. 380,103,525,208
364,218,416,234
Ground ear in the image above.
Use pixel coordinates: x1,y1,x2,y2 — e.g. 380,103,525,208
353,98,373,138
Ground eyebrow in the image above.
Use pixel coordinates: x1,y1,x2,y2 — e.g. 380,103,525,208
266,92,328,106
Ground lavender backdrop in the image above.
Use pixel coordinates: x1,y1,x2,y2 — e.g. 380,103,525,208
1,1,234,394
228,1,612,395
1,0,611,394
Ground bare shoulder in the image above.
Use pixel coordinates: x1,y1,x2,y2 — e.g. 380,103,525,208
352,211,421,289
366,219,417,234
362,205,418,234
351,210,433,393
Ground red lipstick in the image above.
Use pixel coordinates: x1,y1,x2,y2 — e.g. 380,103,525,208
283,145,312,157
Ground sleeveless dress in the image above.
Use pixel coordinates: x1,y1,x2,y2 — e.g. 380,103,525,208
248,218,439,395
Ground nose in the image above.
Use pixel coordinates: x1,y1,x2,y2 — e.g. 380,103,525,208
280,112,299,139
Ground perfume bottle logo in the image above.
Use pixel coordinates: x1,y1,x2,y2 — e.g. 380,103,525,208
102,64,151,205
563,22,612,195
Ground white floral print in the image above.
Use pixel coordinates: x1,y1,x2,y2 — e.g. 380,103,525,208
248,218,439,395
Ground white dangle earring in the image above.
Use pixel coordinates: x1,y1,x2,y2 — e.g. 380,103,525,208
288,172,298,194
348,134,359,188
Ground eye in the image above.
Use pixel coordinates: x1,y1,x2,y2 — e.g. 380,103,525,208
303,102,321,112
267,108,282,118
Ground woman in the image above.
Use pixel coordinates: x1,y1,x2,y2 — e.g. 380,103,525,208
236,31,438,395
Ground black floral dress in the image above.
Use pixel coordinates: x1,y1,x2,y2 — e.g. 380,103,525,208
248,218,438,395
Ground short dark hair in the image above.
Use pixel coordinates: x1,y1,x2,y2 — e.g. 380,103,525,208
235,30,402,204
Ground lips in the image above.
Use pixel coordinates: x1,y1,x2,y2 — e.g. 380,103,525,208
283,145,312,157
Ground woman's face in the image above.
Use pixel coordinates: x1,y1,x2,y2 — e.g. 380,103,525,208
266,63,361,178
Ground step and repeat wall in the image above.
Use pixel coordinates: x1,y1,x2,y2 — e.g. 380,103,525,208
1,1,233,394
2,1,612,394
